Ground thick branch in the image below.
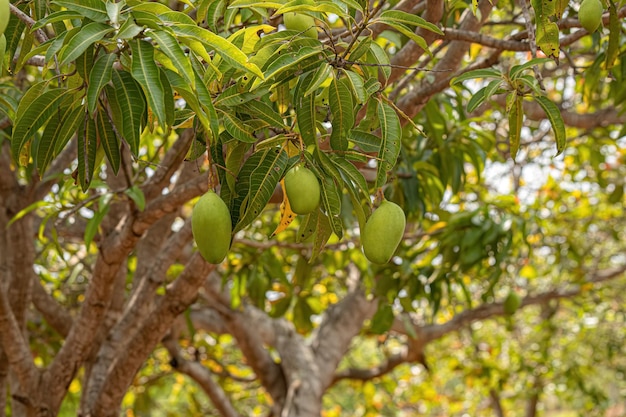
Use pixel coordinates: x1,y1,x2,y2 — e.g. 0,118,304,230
31,275,73,338
312,288,378,389
89,253,215,416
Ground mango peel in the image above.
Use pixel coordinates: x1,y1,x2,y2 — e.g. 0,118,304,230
192,191,232,264
362,200,406,264
578,0,603,32
284,164,320,215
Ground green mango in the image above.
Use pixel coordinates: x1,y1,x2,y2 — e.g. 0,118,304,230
192,191,232,264
578,0,603,32
283,12,318,39
0,0,8,37
284,164,320,215
362,200,406,264
503,291,522,315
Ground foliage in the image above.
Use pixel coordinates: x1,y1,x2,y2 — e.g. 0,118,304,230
0,0,625,415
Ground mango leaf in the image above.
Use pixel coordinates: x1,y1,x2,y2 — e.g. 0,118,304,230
125,185,146,211
604,0,619,69
85,194,111,248
222,111,258,143
36,104,83,175
12,88,70,162
95,109,121,174
450,68,502,86
234,148,289,233
319,175,343,238
375,100,401,188
378,10,444,35
107,70,146,156
531,0,560,59
310,212,333,262
87,53,116,114
349,129,381,153
370,304,394,334
237,100,287,129
276,1,346,16
31,10,83,31
375,19,431,55
329,76,354,151
52,0,108,22
261,47,327,86
77,115,98,191
303,63,332,97
534,95,566,156
367,42,391,81
171,24,264,79
295,73,317,146
150,29,196,88
508,94,523,160
58,22,113,67
343,69,367,104
509,57,552,79
130,39,167,128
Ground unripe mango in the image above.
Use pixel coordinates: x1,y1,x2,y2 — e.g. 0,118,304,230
283,12,318,39
0,0,9,36
192,191,232,264
362,200,406,264
503,291,522,315
284,164,320,215
578,0,603,32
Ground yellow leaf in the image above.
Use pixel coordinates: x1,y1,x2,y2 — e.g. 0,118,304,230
270,179,297,237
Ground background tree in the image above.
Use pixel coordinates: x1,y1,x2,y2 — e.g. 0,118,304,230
0,0,625,416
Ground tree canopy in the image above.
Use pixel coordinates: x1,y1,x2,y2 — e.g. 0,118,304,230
0,0,625,416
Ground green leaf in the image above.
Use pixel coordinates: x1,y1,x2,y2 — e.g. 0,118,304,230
12,88,70,162
237,100,287,129
349,129,381,153
87,53,116,114
85,195,111,248
319,175,343,238
343,69,367,104
303,63,332,97
375,100,401,188
310,212,333,261
450,68,502,86
222,111,258,143
508,94,523,160
149,29,196,89
329,76,354,151
77,115,97,191
36,103,82,175
367,42,391,81
378,10,444,35
534,95,566,156
234,148,289,233
58,22,113,67
370,303,394,334
261,46,327,86
95,109,121,174
171,24,264,79
295,73,317,146
52,0,109,22
107,70,146,156
376,19,431,55
125,185,146,211
604,0,619,69
31,10,83,31
130,39,168,128
509,57,552,79
466,86,488,113
276,1,346,16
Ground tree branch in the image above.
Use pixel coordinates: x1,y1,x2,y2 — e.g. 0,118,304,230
89,253,215,416
163,338,243,417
